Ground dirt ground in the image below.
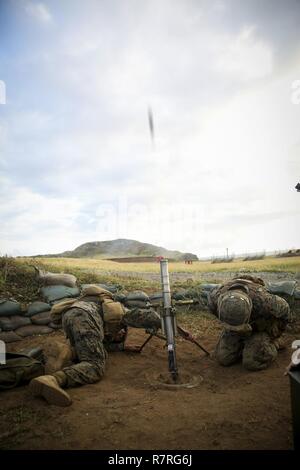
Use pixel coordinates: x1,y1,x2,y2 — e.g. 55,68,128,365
0,315,296,450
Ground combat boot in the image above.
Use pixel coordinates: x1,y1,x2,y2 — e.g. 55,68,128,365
29,374,72,407
45,343,76,374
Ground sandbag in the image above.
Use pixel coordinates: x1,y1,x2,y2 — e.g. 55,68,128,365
15,325,53,338
31,311,52,326
124,290,150,308
34,267,77,287
81,285,113,299
149,293,163,306
0,331,22,343
267,281,297,296
81,283,118,294
10,315,31,329
80,295,102,305
102,300,125,322
0,315,31,331
26,301,51,317
48,322,62,330
0,300,22,317
172,290,194,301
125,300,150,308
0,352,45,390
114,293,127,303
295,289,300,300
125,291,149,302
50,299,79,321
40,285,80,303
0,316,14,331
149,293,163,301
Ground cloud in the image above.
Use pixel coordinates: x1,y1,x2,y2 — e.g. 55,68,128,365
1,0,300,256
24,1,53,24
0,176,84,255
215,25,273,81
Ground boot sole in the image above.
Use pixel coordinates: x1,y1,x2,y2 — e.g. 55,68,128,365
29,378,72,407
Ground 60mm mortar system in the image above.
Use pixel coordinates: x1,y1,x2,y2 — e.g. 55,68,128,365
138,258,210,384
159,259,179,382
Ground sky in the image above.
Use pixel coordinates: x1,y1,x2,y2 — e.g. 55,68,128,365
0,0,299,258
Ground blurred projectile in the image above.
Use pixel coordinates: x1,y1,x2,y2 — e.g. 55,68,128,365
148,106,155,149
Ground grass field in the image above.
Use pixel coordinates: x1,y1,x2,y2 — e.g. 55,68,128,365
21,255,300,274
12,255,299,295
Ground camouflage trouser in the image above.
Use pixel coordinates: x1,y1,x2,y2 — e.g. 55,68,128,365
215,331,278,371
60,306,108,388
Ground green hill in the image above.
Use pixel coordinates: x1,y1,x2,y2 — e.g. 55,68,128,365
36,239,198,261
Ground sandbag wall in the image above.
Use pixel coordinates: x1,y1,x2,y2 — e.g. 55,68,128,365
0,280,120,343
0,301,57,343
0,284,213,344
1,276,299,343
0,290,78,343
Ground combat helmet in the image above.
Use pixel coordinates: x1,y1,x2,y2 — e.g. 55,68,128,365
217,288,252,326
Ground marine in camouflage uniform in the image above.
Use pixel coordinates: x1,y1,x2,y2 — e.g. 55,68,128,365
29,295,161,406
54,300,161,388
208,275,291,371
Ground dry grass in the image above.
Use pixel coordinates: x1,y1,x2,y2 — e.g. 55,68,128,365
20,255,300,274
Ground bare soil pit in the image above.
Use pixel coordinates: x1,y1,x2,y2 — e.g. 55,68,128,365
145,370,203,390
